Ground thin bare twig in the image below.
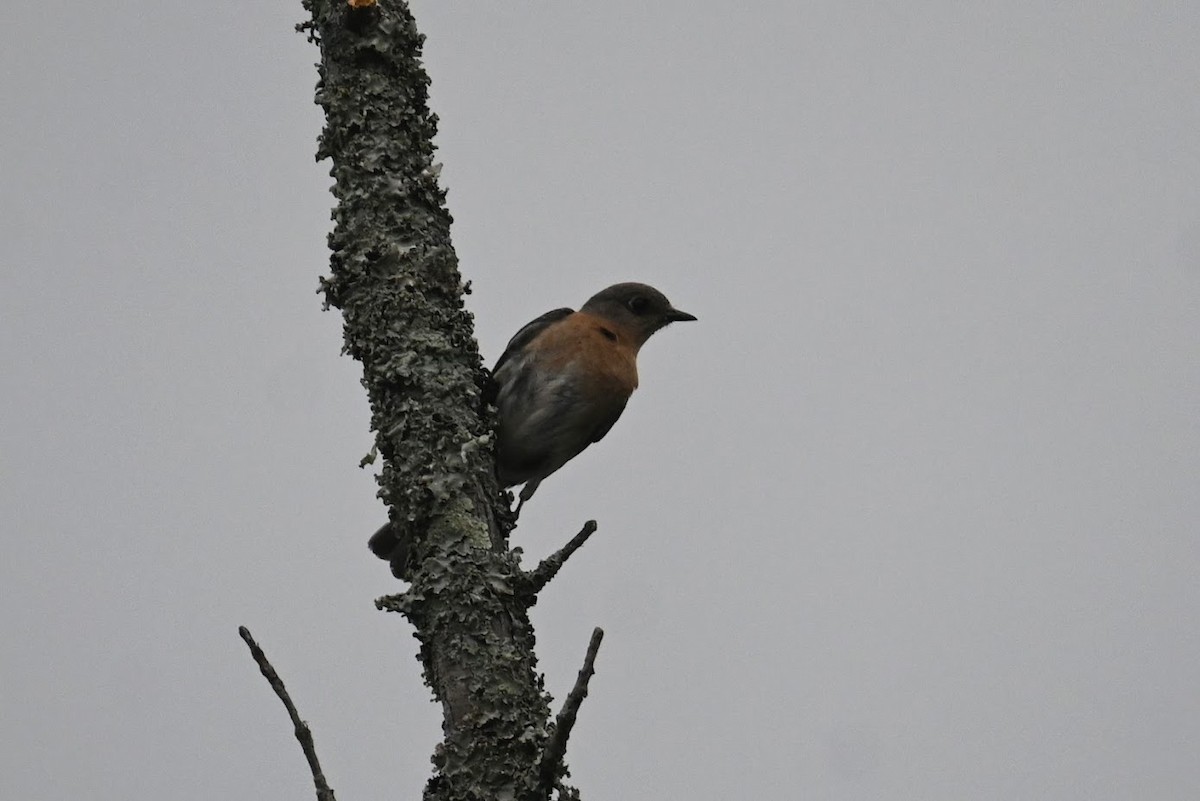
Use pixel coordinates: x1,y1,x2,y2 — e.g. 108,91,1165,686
535,627,605,799
238,626,337,801
526,520,598,594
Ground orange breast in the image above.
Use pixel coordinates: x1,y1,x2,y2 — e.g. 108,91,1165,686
532,311,639,396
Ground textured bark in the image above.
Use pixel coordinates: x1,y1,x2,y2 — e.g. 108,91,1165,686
299,3,582,799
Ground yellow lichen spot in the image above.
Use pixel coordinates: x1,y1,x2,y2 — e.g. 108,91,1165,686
348,0,376,7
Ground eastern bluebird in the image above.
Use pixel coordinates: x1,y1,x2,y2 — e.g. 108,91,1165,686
369,282,695,571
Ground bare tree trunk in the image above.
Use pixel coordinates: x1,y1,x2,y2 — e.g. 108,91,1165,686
296,3,600,799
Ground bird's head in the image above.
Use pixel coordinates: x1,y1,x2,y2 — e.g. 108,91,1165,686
580,282,697,347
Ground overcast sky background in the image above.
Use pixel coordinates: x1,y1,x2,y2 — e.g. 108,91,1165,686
3,2,1199,799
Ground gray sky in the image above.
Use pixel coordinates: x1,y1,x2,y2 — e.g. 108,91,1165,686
3,2,1198,799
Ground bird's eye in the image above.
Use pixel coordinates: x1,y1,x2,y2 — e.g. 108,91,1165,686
627,295,649,314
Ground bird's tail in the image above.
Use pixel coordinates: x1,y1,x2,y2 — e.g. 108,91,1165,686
368,522,411,578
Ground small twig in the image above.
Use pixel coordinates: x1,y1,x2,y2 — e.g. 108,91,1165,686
526,520,598,594
238,626,337,801
535,627,605,799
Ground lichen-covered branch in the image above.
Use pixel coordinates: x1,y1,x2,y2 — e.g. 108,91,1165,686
299,0,492,546
238,627,337,801
299,2,593,799
525,521,599,597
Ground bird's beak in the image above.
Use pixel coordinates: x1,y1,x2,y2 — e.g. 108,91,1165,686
665,308,697,323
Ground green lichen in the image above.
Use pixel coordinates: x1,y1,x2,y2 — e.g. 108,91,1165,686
301,2,580,799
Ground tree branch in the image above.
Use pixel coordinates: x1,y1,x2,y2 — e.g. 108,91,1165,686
238,626,336,801
526,520,598,595
535,627,605,799
301,4,554,799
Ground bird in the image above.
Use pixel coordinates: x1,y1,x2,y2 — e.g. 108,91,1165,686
490,281,697,506
368,282,695,571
